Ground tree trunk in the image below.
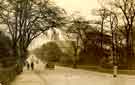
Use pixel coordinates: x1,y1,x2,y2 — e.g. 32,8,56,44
126,28,134,69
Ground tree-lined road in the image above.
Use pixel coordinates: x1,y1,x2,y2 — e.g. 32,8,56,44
11,62,135,85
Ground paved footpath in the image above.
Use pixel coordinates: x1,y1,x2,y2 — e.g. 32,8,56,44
11,63,135,85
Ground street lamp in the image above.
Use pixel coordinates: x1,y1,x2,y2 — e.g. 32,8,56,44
113,31,118,78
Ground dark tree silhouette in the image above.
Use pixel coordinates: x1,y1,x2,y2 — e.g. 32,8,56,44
110,0,135,67
66,16,93,68
0,0,66,72
0,31,14,67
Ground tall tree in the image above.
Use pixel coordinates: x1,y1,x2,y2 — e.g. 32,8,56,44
66,16,93,68
110,0,135,66
92,8,111,65
0,0,65,72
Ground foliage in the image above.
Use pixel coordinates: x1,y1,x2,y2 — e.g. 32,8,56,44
0,31,15,67
79,31,112,65
34,42,63,62
111,0,135,66
93,0,135,67
0,0,66,63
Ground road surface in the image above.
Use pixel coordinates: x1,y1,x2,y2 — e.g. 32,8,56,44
11,62,135,85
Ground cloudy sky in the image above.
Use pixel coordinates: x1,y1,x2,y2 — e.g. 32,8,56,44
29,0,100,50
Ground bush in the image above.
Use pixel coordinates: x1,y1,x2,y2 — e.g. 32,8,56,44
0,31,18,85
0,65,17,85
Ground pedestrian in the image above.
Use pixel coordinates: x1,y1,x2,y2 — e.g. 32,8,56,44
31,62,34,70
26,61,30,70
27,62,30,70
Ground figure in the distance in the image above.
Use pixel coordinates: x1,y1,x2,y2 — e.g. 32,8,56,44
26,61,30,70
31,62,34,70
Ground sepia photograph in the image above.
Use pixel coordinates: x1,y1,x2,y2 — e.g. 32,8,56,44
0,0,135,85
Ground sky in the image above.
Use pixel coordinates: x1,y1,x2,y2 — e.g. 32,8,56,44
29,0,100,50
53,0,100,19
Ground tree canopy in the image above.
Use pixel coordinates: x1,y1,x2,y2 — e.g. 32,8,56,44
34,42,63,62
0,0,66,62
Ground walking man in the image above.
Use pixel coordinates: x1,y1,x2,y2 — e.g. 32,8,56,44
31,62,34,70
26,61,30,70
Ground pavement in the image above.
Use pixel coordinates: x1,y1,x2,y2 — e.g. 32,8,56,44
10,62,135,85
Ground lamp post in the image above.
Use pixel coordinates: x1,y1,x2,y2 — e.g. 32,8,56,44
111,46,117,78
113,31,118,78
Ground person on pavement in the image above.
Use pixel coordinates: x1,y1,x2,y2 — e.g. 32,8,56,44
31,62,34,70
26,61,30,70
